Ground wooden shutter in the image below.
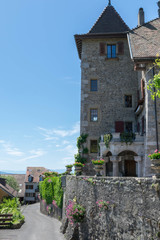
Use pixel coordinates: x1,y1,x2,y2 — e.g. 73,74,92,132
117,41,124,55
141,79,145,99
99,42,106,56
115,121,124,133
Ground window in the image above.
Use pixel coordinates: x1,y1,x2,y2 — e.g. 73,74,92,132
90,109,98,122
90,140,98,153
125,95,132,108
39,175,43,182
124,122,132,132
90,79,98,92
115,121,124,133
25,193,35,197
107,45,116,58
26,185,33,189
28,175,33,182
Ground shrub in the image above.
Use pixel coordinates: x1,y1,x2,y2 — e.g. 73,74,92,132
66,201,85,225
0,198,24,224
39,176,63,208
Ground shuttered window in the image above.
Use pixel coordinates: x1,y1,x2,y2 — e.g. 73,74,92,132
115,121,124,133
99,42,106,56
118,41,124,55
107,45,116,58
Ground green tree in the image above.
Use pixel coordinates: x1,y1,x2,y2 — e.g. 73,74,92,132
1,176,19,192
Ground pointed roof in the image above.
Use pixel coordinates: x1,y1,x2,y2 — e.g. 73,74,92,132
89,5,130,34
75,4,130,59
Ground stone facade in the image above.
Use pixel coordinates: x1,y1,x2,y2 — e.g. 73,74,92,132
61,176,160,240
76,2,160,177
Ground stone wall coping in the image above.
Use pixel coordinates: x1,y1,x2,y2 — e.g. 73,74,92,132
66,175,159,182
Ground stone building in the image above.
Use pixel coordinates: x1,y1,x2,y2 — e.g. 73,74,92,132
75,1,160,176
24,167,47,203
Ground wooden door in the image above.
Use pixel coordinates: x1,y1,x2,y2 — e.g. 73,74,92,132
125,160,136,177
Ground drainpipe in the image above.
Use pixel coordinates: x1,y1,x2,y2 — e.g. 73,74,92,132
153,67,159,151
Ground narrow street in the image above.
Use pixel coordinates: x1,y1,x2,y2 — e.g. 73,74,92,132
0,203,65,240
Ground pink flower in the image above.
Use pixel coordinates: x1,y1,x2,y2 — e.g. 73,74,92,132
48,179,52,183
155,149,158,153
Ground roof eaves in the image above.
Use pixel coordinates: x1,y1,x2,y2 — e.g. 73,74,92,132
0,184,15,198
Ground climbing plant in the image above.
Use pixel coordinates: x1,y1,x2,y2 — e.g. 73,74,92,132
74,133,88,164
147,58,160,100
77,134,88,150
120,132,135,145
104,133,112,148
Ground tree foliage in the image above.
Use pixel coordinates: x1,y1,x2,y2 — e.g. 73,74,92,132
147,59,160,100
39,176,63,208
1,176,19,192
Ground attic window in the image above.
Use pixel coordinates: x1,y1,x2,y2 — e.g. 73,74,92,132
39,175,43,182
107,44,116,58
28,175,33,182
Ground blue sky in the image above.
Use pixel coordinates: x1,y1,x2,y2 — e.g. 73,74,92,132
0,0,158,172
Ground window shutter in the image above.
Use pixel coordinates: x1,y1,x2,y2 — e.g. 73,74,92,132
115,121,124,133
118,41,124,55
99,42,106,56
141,79,145,99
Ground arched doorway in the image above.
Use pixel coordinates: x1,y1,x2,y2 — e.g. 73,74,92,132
105,152,113,176
118,151,137,177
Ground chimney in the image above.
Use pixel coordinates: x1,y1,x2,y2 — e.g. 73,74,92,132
138,8,145,26
158,1,160,18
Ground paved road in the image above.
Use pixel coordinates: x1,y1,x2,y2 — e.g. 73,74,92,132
0,203,65,240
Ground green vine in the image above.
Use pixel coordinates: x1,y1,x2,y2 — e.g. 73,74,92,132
147,59,160,100
77,134,88,150
104,133,112,148
74,153,87,164
120,132,135,145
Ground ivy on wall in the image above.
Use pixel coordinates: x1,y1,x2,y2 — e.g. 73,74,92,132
39,176,63,208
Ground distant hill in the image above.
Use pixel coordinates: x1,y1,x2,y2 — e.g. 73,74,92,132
0,171,8,175
0,170,26,174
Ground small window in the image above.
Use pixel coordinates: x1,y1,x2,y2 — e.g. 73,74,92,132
90,79,98,92
107,45,116,58
39,175,43,182
125,122,132,132
90,109,98,122
125,95,132,108
90,140,98,153
28,175,33,182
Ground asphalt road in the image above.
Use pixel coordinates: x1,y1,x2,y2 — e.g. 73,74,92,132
0,203,65,240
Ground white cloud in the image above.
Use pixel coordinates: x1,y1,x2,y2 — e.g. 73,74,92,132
38,121,80,140
17,149,45,162
0,141,24,157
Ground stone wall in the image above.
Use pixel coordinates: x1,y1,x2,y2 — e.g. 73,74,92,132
80,37,138,175
40,199,62,221
61,176,160,240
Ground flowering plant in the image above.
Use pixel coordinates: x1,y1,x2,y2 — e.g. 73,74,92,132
96,200,110,210
148,149,160,160
92,159,105,165
52,200,58,208
65,164,73,168
66,201,85,225
73,162,84,167
46,205,52,214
